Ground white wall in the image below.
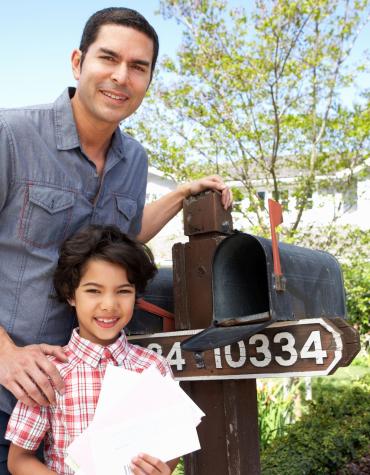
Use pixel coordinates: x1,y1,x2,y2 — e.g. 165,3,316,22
146,168,186,263
232,177,370,231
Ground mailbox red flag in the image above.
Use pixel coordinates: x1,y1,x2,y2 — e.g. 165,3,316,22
268,199,283,277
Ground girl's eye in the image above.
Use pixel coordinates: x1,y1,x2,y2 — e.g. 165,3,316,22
86,289,100,294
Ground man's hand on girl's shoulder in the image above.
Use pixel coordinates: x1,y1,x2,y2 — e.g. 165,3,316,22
0,339,67,407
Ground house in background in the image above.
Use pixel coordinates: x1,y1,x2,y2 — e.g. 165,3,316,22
146,162,370,262
231,160,370,231
146,167,185,264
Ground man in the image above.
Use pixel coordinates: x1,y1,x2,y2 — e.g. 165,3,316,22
0,7,231,473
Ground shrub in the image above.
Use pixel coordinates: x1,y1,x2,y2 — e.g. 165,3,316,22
351,335,370,367
261,374,370,475
342,260,370,334
258,379,302,450
173,458,184,475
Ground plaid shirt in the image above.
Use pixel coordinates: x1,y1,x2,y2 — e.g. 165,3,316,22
6,329,172,475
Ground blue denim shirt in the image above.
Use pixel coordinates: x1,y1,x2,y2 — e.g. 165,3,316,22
0,88,148,413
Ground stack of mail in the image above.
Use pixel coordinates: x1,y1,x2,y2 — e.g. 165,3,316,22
65,365,205,475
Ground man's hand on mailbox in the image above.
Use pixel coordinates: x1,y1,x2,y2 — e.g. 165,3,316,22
178,175,233,210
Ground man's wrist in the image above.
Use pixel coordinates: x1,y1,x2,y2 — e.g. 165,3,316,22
176,183,192,200
0,326,15,355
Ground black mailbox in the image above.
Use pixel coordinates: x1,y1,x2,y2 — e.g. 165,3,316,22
126,266,174,335
181,231,346,351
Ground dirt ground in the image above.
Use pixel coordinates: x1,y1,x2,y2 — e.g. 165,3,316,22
337,450,370,474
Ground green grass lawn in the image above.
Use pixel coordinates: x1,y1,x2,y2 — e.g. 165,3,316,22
323,363,370,380
312,351,370,389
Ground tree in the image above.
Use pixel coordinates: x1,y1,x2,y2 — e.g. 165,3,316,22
133,0,370,235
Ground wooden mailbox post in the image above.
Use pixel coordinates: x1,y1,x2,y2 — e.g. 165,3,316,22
129,191,360,475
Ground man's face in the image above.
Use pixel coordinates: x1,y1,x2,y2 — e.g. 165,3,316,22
71,24,153,127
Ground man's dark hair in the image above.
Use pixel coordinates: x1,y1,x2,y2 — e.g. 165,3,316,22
53,225,157,302
79,7,159,79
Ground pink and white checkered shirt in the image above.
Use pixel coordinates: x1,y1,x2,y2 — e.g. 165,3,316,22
6,329,172,475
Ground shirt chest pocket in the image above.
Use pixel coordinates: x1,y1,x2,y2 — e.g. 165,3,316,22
19,185,75,248
114,195,137,233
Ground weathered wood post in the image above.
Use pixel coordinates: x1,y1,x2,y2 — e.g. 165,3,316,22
172,191,261,474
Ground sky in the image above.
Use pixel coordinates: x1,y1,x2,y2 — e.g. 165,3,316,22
0,0,181,107
0,0,369,108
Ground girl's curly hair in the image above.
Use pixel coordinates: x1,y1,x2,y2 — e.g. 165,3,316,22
53,225,157,302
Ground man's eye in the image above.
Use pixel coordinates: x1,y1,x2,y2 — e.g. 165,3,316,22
101,55,115,62
132,64,146,72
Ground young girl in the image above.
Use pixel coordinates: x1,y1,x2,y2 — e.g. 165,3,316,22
6,225,178,475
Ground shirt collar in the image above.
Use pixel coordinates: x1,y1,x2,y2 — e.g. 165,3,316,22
53,88,80,151
68,328,130,368
52,87,125,158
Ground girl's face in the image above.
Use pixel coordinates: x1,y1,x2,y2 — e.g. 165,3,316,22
69,258,135,346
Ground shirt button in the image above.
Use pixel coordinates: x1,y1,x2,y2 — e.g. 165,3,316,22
103,348,111,359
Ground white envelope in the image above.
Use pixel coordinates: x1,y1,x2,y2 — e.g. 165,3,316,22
66,364,205,475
